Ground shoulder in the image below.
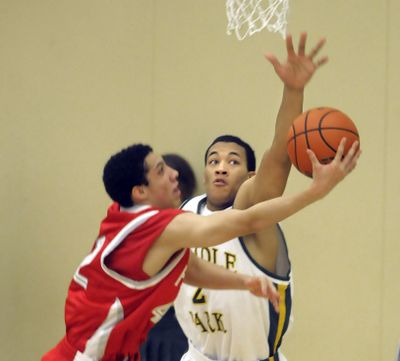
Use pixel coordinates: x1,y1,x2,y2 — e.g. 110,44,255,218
233,177,255,210
145,208,185,228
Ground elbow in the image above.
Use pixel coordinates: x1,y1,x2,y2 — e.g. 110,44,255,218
242,214,265,235
245,209,276,234
250,218,269,234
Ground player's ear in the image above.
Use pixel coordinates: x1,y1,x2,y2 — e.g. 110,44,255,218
131,185,147,203
247,171,256,179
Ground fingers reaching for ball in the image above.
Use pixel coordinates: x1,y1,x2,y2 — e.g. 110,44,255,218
339,138,361,174
306,137,362,199
310,137,361,174
334,137,347,161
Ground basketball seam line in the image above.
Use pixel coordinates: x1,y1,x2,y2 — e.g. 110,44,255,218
286,128,359,143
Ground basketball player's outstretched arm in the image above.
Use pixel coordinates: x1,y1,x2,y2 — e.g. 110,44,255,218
160,138,361,252
235,32,329,210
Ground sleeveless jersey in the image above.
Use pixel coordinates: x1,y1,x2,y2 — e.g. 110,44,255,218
42,203,190,361
174,195,293,361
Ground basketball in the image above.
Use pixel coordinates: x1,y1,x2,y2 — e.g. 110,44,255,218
287,107,360,177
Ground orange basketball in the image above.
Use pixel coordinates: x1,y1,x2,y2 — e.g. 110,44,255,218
287,107,360,177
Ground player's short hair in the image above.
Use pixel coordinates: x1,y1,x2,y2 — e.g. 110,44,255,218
103,144,153,207
204,135,256,171
163,153,197,202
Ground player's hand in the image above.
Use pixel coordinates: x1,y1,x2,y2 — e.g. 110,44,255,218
308,138,361,199
244,276,280,312
265,32,328,90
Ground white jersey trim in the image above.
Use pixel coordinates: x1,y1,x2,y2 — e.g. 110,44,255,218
82,297,124,360
100,209,186,290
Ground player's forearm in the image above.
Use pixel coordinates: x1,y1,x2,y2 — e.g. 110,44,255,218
269,86,304,161
245,188,319,232
252,87,304,200
197,188,321,248
243,141,358,233
184,254,249,290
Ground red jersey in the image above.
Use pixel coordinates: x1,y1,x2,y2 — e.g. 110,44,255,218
42,203,189,361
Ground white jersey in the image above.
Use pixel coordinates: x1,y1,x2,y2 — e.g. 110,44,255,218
174,194,293,361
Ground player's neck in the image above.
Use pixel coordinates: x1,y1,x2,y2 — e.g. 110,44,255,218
206,200,232,212
120,204,152,213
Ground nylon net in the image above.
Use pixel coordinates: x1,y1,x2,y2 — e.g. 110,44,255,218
226,0,289,40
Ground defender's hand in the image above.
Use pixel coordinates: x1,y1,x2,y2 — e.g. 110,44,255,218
265,32,328,90
244,276,280,312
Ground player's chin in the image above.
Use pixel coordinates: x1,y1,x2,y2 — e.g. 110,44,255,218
212,190,232,203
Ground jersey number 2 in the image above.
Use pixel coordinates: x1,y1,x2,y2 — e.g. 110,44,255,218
192,287,206,304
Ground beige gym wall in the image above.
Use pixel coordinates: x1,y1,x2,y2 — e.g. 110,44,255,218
1,1,398,360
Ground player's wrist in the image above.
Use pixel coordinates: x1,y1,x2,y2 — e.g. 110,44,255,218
298,186,322,205
283,84,305,94
241,274,252,290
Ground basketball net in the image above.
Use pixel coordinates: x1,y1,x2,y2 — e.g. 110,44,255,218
226,0,289,40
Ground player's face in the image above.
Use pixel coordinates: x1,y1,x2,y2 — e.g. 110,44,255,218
143,152,182,209
204,142,251,211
